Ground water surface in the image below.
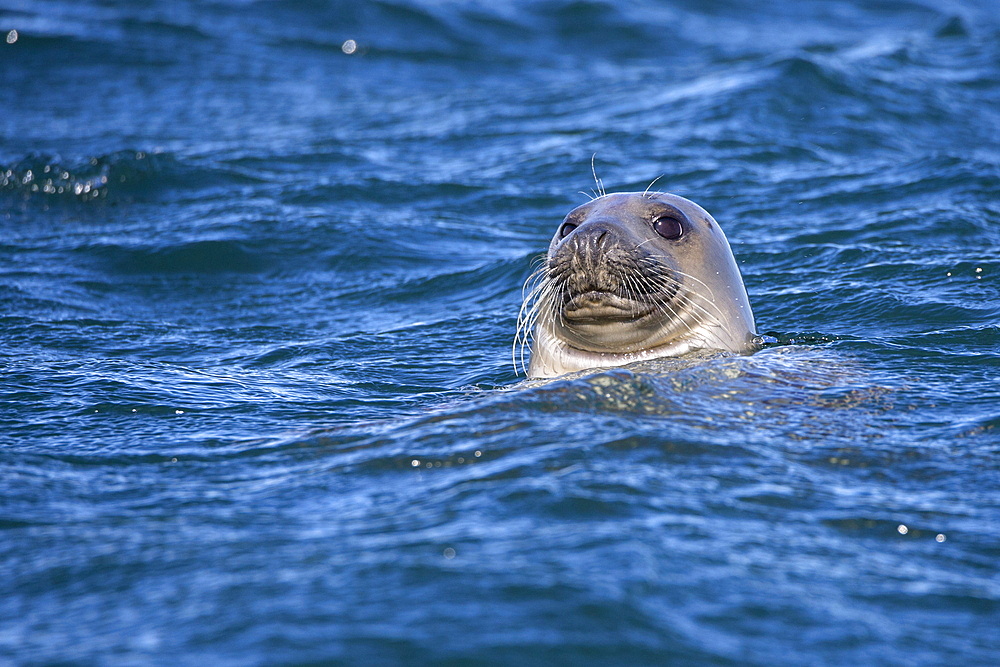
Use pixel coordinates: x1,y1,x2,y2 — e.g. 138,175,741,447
2,0,999,663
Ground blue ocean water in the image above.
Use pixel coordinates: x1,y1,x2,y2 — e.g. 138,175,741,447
2,0,999,663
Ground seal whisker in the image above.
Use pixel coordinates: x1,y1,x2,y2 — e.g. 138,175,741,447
638,256,729,322
658,282,734,351
590,154,606,198
620,269,640,317
630,269,693,345
630,257,738,352
657,265,736,343
625,268,653,319
527,287,556,371
638,266,729,336
515,260,558,374
642,175,664,198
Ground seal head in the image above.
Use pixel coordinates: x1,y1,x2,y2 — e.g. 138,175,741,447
519,192,756,378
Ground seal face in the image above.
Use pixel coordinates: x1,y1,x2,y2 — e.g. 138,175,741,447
517,192,757,378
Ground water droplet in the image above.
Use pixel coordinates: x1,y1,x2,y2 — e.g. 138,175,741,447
474,450,482,457
5,30,17,45
443,547,456,559
175,409,184,415
897,524,908,535
342,39,357,55
935,533,946,542
411,459,420,467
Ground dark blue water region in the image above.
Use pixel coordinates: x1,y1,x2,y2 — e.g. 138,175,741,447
2,0,999,664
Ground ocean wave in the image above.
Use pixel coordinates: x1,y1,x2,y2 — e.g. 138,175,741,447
0,150,261,206
78,239,269,275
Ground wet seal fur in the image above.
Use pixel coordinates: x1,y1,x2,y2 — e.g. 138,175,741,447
517,191,757,379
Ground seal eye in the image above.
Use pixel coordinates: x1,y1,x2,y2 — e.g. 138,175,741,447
653,216,683,240
560,222,578,238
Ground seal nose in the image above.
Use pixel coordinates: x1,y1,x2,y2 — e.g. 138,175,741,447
567,218,618,249
565,218,621,265
557,217,625,281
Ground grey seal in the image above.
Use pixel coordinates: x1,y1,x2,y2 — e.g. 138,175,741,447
517,191,757,378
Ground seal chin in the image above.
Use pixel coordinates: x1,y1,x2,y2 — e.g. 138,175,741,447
557,292,672,353
563,292,654,322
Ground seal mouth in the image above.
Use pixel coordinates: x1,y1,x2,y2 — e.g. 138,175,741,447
563,291,655,322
